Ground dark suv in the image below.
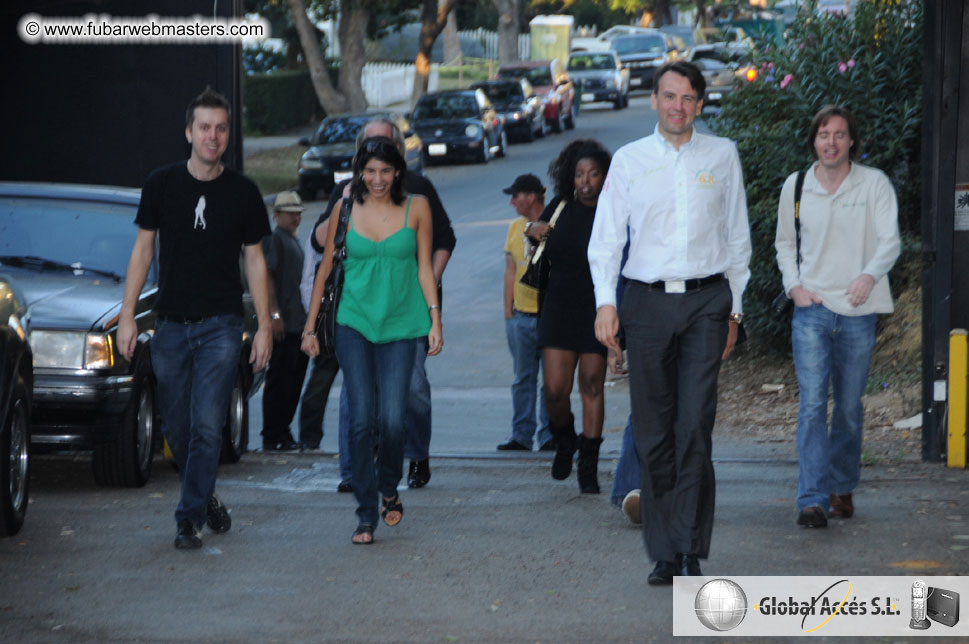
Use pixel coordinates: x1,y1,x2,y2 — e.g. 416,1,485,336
0,182,260,488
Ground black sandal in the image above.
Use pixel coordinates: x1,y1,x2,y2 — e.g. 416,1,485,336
351,524,374,545
381,494,403,527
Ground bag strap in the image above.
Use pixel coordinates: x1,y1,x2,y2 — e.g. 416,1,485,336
794,170,806,276
530,199,568,265
332,197,352,263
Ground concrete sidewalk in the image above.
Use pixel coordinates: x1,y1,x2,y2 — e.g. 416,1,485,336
2,437,968,643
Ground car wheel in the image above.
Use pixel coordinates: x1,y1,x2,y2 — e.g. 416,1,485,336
497,130,508,158
93,357,155,487
535,117,546,139
1,378,29,537
613,95,623,110
477,135,491,163
564,102,576,129
624,91,630,107
521,122,534,143
550,108,563,133
220,366,249,464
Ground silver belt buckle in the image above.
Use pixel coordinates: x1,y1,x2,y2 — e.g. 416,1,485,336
665,280,686,294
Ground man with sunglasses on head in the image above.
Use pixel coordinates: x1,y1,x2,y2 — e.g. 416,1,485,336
303,118,455,491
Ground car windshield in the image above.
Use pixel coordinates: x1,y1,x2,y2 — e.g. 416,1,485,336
498,67,553,86
476,84,523,102
412,95,478,120
313,118,367,145
613,35,666,55
568,54,616,71
0,197,137,277
692,48,733,65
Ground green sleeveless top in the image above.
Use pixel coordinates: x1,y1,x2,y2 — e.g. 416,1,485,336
336,196,431,343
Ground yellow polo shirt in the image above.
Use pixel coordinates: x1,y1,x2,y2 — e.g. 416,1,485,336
505,217,540,314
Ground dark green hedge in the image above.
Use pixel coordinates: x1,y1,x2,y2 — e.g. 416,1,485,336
243,69,335,135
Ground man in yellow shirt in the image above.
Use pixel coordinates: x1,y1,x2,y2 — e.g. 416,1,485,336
499,174,553,452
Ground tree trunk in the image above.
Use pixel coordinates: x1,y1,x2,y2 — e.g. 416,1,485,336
652,0,672,27
410,0,458,108
337,0,369,111
286,0,348,114
695,0,710,27
443,10,462,65
493,0,520,65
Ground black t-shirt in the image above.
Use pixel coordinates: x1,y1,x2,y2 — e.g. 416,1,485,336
135,162,270,317
541,196,597,313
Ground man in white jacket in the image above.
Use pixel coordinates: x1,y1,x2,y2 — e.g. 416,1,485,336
775,105,900,529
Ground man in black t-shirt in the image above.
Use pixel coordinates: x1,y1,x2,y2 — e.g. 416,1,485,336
118,87,273,550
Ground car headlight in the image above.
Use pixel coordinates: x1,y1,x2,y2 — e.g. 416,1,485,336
465,124,482,138
511,112,521,121
31,330,115,369
300,155,323,170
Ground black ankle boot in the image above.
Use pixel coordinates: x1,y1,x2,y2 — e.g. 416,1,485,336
576,435,603,494
551,414,578,480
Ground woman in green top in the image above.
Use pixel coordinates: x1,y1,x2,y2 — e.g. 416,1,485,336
302,137,443,545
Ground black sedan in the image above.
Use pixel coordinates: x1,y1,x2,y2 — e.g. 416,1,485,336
298,112,424,200
410,89,507,164
0,183,260,488
612,31,682,91
0,274,31,537
471,79,544,142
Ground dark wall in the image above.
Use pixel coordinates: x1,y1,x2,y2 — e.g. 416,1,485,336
1,0,243,188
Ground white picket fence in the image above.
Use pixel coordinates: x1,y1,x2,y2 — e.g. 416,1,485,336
456,27,530,61
362,62,440,108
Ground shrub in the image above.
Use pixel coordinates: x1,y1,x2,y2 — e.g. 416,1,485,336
243,69,334,135
710,0,923,347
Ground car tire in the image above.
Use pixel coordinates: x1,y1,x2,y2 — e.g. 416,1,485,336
564,102,576,129
521,122,534,143
477,135,491,164
535,117,546,139
497,130,508,158
220,366,249,464
623,91,630,108
613,95,623,110
550,108,563,133
92,356,155,488
298,186,316,202
1,378,29,537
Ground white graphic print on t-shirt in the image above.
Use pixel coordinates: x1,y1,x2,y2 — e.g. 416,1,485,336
194,195,207,230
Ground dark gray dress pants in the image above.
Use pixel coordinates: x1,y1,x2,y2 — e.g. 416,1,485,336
620,280,731,562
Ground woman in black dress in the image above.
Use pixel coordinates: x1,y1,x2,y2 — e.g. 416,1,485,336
526,139,611,493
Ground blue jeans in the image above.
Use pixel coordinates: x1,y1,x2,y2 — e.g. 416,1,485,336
337,382,352,482
404,340,432,461
334,324,418,527
792,304,876,511
151,314,242,528
505,312,551,448
610,414,641,507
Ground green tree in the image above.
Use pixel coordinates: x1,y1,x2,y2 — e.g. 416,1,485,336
709,0,923,346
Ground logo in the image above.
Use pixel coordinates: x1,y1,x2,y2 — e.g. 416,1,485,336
695,579,748,631
695,170,717,188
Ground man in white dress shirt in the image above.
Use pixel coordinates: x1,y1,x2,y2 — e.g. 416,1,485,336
589,61,751,585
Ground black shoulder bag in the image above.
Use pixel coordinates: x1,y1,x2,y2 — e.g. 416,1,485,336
313,197,352,356
771,170,807,316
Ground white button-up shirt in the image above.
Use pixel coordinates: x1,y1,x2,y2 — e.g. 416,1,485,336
588,126,752,314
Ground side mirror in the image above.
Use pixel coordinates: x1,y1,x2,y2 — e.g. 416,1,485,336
298,136,311,146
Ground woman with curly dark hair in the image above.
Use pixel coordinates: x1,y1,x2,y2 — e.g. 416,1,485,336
525,139,612,493
302,136,443,544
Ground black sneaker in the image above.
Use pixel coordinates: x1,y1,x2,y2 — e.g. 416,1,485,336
497,439,530,451
174,519,202,549
337,480,353,493
206,493,231,534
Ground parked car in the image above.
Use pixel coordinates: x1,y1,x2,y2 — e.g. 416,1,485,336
0,275,31,537
410,89,507,164
0,182,261,488
298,112,423,200
611,31,683,91
659,24,700,49
470,79,544,142
686,44,756,106
571,25,654,52
496,59,576,133
566,50,630,110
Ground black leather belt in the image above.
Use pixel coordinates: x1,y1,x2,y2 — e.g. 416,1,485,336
158,314,209,324
633,273,725,293
514,309,539,318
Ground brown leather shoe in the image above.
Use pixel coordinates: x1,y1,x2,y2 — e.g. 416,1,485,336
829,493,854,518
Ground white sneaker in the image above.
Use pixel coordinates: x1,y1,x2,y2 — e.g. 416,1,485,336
621,489,641,525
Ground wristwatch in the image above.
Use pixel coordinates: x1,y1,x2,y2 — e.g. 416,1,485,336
730,313,744,324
